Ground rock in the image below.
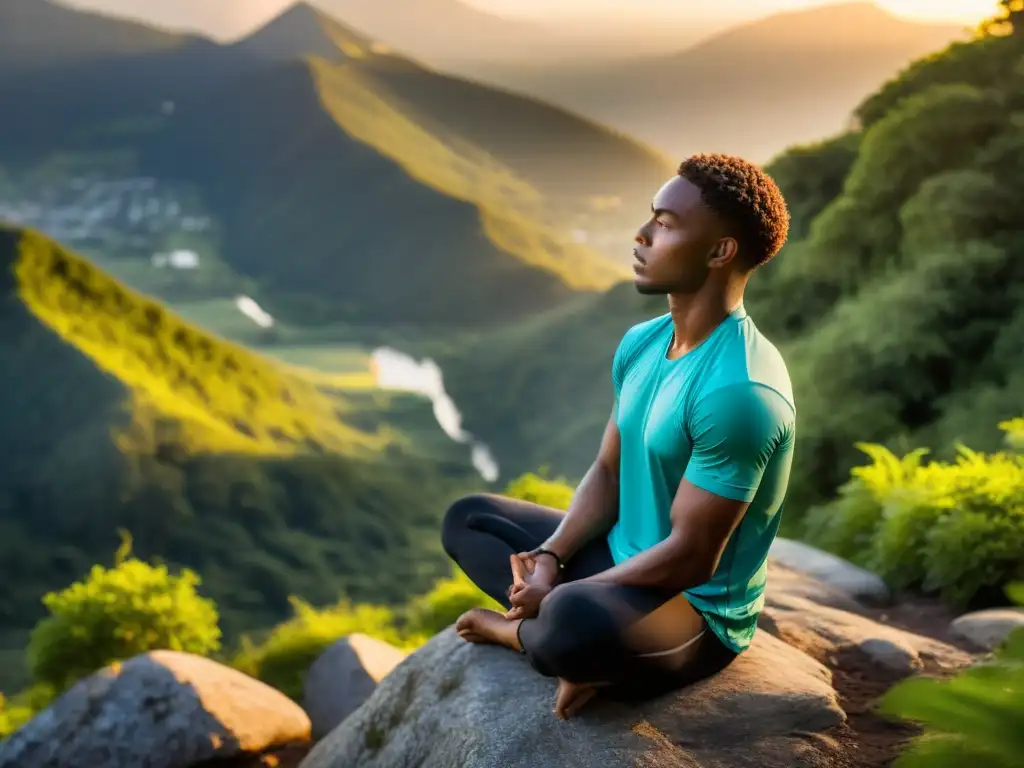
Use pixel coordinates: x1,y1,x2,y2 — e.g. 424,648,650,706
298,627,846,768
0,650,311,768
303,633,408,741
856,639,920,674
766,561,866,613
769,538,891,605
950,609,1024,651
760,589,971,677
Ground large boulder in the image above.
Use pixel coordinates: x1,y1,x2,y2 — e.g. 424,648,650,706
298,627,846,768
303,633,408,741
950,609,1024,651
0,650,311,768
769,538,890,605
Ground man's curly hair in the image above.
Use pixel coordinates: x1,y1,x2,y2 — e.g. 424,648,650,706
678,153,790,269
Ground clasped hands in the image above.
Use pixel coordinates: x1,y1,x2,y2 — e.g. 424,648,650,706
504,550,561,620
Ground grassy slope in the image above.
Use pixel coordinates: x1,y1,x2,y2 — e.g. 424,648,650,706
0,225,481,676
443,30,1024,527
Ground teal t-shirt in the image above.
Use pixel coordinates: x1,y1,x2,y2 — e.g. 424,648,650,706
608,304,796,654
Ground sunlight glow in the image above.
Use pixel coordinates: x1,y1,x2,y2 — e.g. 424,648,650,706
467,0,999,25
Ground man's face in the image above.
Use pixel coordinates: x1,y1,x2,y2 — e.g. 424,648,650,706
631,176,728,296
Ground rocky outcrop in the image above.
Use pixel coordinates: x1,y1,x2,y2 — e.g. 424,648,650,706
303,633,408,741
0,650,311,768
769,538,891,605
298,627,846,768
762,563,971,676
950,608,1024,651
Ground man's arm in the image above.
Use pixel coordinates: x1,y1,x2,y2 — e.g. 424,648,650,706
536,406,621,565
580,383,788,593
579,480,749,593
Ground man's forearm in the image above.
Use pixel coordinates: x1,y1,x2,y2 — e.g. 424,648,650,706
579,534,708,593
541,460,619,562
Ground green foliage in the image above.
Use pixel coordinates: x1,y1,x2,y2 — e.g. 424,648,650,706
810,83,1006,290
880,583,1024,767
26,532,221,692
230,597,410,701
804,435,1024,607
854,34,1020,128
764,131,861,241
1002,418,1024,451
0,683,54,739
502,470,574,510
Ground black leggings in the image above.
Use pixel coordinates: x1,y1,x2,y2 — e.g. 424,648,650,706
441,493,738,700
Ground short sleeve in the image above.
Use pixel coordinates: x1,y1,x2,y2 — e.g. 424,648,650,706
683,383,794,503
612,325,644,397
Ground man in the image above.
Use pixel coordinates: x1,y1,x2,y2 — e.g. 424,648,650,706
442,153,795,720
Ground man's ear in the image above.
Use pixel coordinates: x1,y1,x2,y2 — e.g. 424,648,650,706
708,238,739,268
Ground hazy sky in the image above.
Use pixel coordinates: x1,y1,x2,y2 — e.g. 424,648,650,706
65,0,999,40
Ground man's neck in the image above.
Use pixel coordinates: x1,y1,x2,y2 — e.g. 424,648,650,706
665,279,745,358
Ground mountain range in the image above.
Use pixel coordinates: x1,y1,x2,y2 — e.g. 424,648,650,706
471,2,970,162
0,0,673,327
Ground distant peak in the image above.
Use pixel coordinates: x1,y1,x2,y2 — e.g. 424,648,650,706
235,0,378,62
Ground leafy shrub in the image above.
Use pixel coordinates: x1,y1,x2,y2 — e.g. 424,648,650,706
803,444,930,563
230,597,410,701
880,583,1024,767
803,426,1024,606
27,532,221,691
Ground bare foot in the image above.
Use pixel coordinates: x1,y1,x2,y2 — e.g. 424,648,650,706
455,608,522,651
553,677,598,720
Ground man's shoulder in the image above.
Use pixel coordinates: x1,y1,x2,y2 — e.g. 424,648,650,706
616,313,671,358
702,320,795,413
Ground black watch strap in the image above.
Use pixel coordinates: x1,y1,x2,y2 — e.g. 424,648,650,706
532,547,565,571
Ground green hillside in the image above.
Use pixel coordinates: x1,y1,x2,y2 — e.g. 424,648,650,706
0,224,481,687
442,24,1024,525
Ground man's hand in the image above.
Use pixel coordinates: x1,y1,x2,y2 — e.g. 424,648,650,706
504,552,560,620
